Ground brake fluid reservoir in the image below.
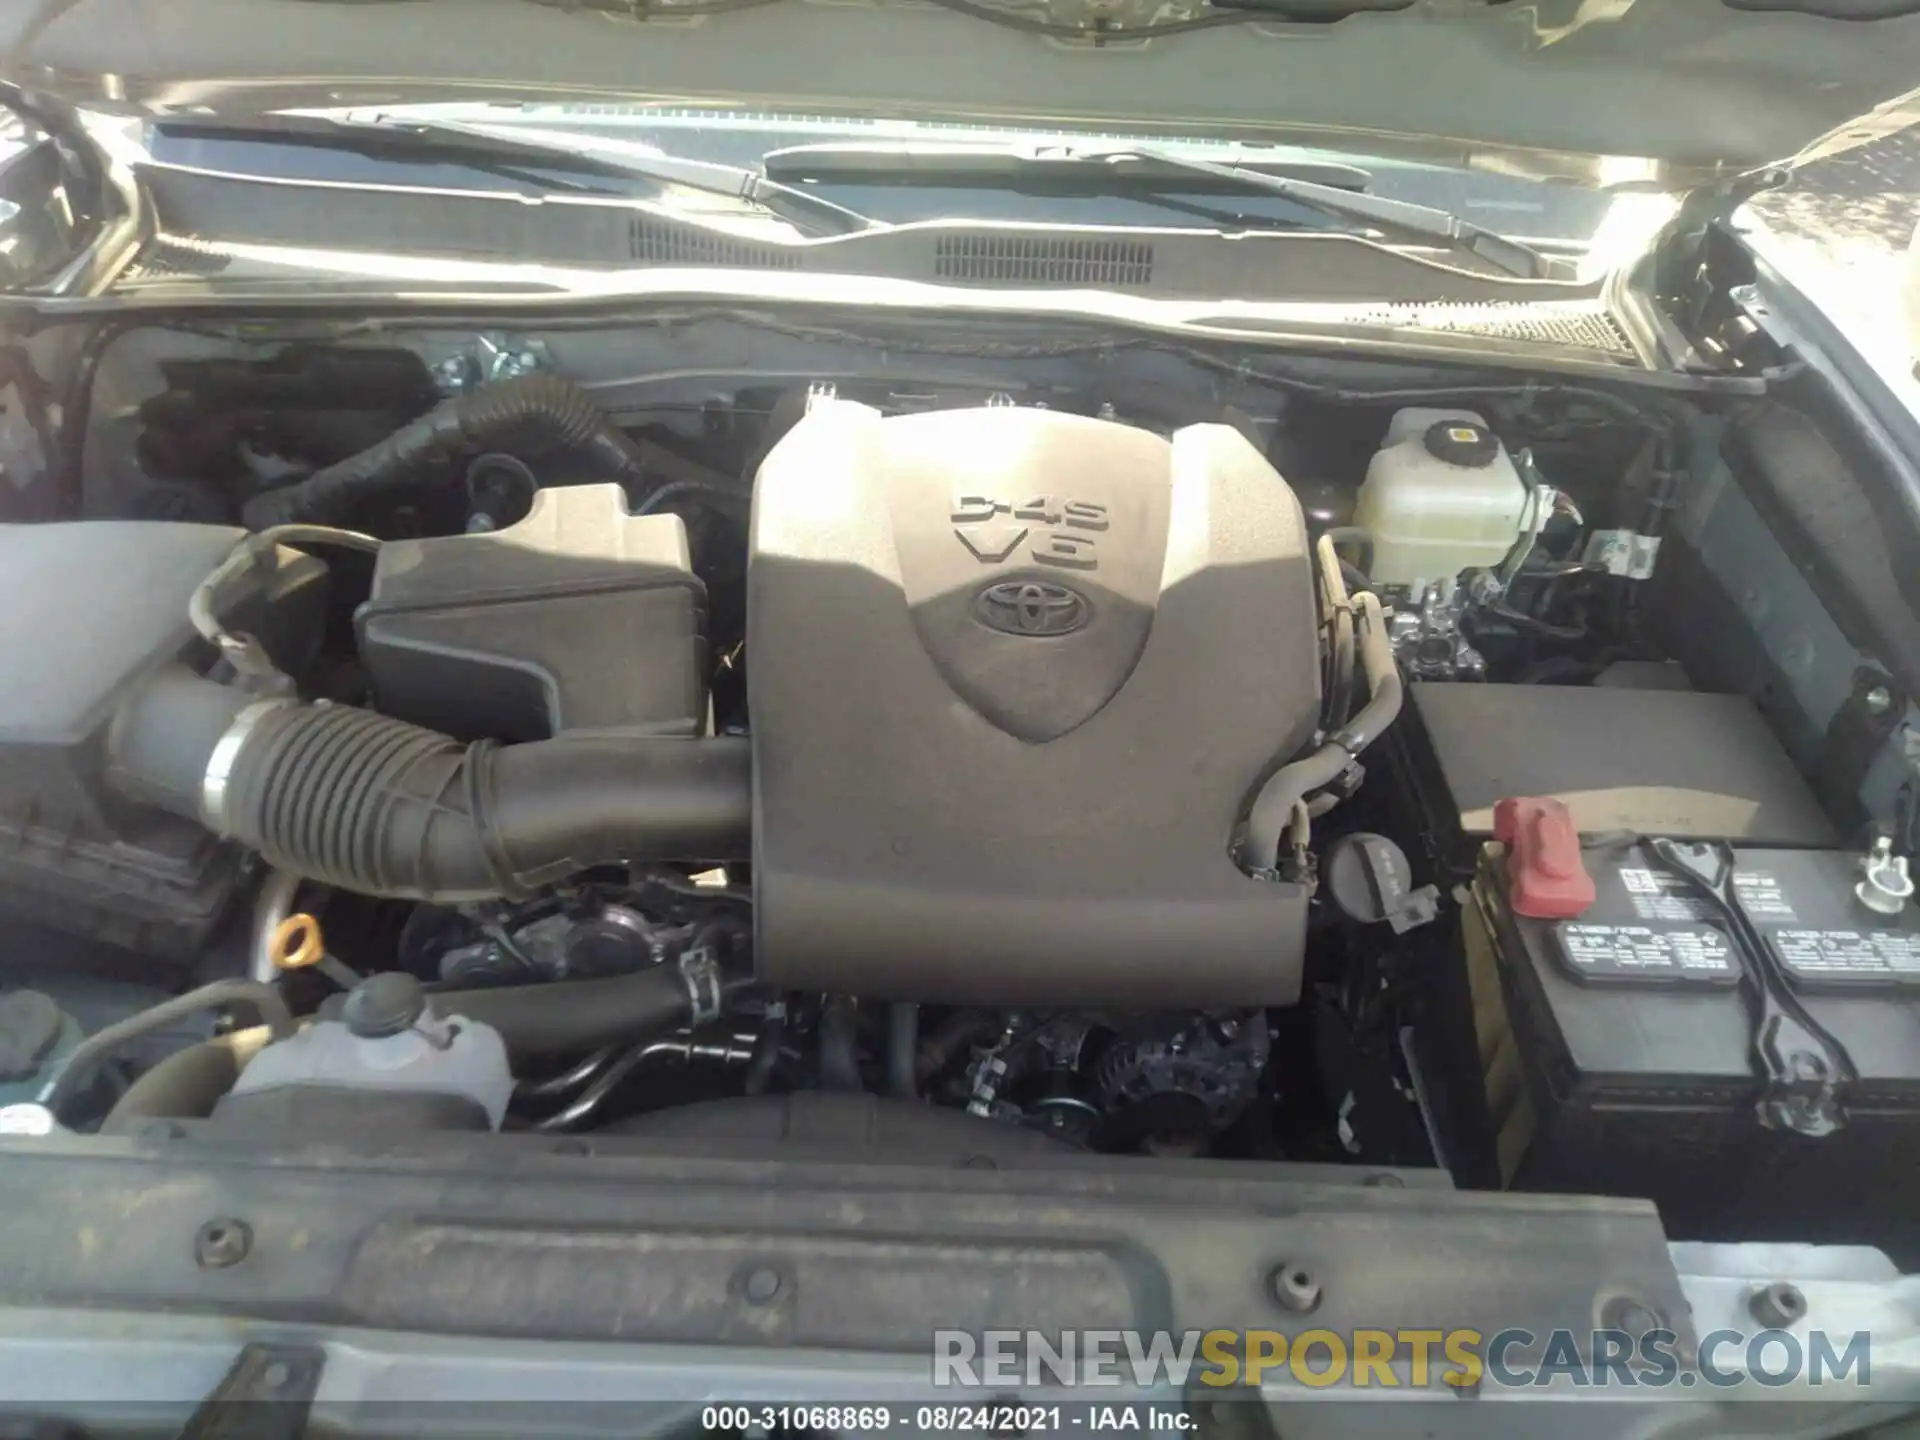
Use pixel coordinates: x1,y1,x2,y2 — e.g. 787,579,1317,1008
1353,409,1528,591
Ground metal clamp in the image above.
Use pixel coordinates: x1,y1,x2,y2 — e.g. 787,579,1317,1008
1650,839,1856,1137
187,526,378,695
678,945,725,1027
199,698,295,830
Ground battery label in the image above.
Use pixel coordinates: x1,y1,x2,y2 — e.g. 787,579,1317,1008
1617,868,1798,923
1769,929,1920,985
1555,922,1740,984
1531,845,1920,996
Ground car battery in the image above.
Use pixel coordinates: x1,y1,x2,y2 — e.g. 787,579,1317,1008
1465,837,1920,1260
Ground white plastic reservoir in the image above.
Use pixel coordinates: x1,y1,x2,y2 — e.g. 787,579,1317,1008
1353,408,1529,591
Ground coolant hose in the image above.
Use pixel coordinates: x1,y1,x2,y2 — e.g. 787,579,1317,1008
245,374,645,528
887,1001,920,1100
45,981,295,1121
101,1025,276,1133
110,674,752,902
1316,533,1357,732
436,949,755,1058
818,996,863,1092
915,1009,1000,1085
1240,590,1404,875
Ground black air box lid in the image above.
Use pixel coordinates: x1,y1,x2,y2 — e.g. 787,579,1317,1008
358,484,706,743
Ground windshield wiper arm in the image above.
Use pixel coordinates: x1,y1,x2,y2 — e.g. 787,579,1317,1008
350,116,874,236
764,142,1567,279
167,114,873,238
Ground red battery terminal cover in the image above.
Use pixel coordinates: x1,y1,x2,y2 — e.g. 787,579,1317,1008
1493,796,1597,919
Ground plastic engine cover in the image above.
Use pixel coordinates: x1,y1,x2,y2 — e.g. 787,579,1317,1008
749,402,1319,1005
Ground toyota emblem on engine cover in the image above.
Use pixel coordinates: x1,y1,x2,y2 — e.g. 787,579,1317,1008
974,580,1089,637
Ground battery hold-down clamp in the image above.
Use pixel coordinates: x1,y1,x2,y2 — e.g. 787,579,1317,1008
1651,838,1857,1138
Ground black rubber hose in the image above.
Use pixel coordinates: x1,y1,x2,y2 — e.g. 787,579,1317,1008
45,982,295,1121
636,478,752,517
139,692,752,901
1485,602,1587,642
100,1026,275,1133
438,958,752,1058
915,1009,1000,1085
817,996,863,1092
1320,525,1375,579
886,1002,920,1100
743,1003,788,1096
245,374,645,528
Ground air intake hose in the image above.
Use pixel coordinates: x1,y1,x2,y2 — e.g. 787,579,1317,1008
112,672,751,902
245,374,645,529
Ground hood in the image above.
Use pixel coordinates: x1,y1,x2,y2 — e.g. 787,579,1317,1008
5,0,1920,193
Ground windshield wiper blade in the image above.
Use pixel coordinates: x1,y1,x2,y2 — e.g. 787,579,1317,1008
764,141,1375,193
765,142,1567,279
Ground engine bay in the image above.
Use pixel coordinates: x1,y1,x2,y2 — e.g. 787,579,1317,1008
3,311,1918,1263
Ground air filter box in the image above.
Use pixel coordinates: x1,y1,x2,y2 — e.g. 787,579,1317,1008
358,484,707,743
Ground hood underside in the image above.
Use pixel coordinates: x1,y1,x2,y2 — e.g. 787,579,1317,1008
6,0,1920,191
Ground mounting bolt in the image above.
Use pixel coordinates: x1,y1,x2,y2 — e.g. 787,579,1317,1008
194,1217,253,1270
743,1266,783,1304
1749,1281,1808,1329
1864,684,1894,717
259,1361,292,1392
489,348,541,381
1268,1263,1322,1314
432,354,476,394
1464,569,1504,606
1600,1294,1663,1339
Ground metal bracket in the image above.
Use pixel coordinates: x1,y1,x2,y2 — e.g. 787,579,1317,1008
431,334,546,394
176,1343,323,1440
1817,668,1907,824
1652,167,1789,307
1650,839,1856,1137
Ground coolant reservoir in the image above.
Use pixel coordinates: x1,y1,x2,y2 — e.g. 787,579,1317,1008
218,973,514,1130
1353,409,1528,591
